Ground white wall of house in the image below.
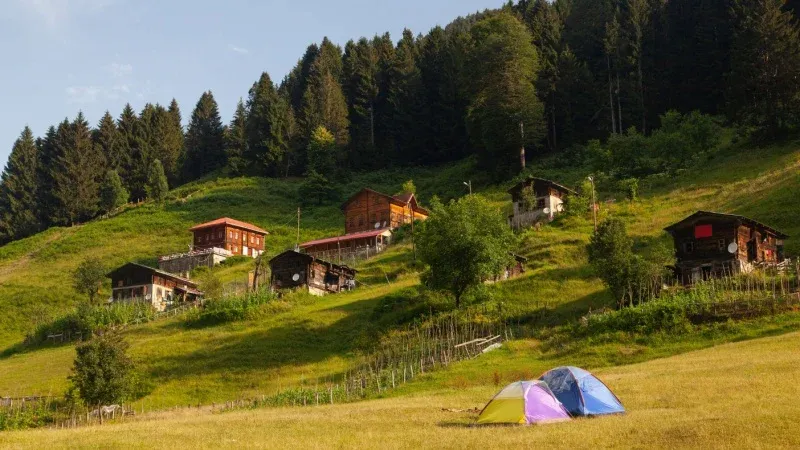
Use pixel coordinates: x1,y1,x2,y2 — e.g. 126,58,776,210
509,194,565,230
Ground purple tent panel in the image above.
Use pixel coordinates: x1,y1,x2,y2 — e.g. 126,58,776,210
523,381,571,423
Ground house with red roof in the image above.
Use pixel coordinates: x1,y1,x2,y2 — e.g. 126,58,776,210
300,188,428,261
190,217,268,258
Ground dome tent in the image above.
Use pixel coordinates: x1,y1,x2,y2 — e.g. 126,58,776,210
477,380,571,425
539,366,625,417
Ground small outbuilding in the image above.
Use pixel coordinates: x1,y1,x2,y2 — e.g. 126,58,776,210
664,211,789,284
508,177,576,230
269,250,357,296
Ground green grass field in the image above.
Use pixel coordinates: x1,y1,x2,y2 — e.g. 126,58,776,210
3,330,799,449
2,137,800,445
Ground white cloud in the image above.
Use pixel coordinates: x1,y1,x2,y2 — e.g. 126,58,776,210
229,44,249,55
107,62,133,78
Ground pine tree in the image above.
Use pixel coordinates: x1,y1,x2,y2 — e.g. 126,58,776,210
0,127,40,242
165,99,185,183
246,72,290,176
225,99,248,176
343,38,379,169
727,0,800,135
371,32,396,161
184,91,226,181
93,112,124,173
99,169,129,214
35,125,58,227
51,112,104,225
116,104,138,196
386,29,425,163
146,159,169,203
301,38,350,150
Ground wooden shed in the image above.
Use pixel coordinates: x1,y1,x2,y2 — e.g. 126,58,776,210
664,211,789,284
269,250,357,296
340,188,429,234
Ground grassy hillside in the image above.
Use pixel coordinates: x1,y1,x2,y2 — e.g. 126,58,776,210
2,136,800,425
3,330,800,448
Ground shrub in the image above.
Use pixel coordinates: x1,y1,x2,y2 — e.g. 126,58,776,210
191,289,276,325
618,178,639,202
26,302,156,347
68,330,135,407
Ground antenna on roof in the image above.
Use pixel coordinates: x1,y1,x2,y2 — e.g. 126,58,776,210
296,207,301,251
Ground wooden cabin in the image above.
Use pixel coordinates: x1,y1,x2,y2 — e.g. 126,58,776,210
107,263,203,311
269,250,357,296
189,217,268,258
341,188,429,234
300,228,393,262
507,177,575,230
664,211,789,284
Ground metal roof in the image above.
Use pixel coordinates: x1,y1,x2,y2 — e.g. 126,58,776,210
189,217,269,235
663,210,789,239
300,228,392,248
508,177,577,196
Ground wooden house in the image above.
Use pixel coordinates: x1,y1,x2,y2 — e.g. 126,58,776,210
507,177,575,230
107,263,203,311
189,217,268,258
269,250,357,296
340,188,429,235
664,211,789,284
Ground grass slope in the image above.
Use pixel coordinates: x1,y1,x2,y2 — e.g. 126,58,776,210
3,331,800,449
2,138,800,415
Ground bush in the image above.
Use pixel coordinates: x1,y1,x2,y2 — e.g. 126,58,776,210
69,330,135,407
618,178,639,202
191,289,276,325
26,302,156,347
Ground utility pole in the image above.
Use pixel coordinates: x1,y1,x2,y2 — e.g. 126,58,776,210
296,207,301,251
588,176,597,233
463,181,472,195
410,204,416,262
520,121,526,170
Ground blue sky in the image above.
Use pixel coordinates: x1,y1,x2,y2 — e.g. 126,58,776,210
0,0,500,169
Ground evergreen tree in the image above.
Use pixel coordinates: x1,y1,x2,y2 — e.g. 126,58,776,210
51,112,104,225
35,125,58,227
301,38,350,150
371,32,397,161
246,72,290,176
386,29,425,163
727,0,800,135
419,26,468,163
343,38,379,169
93,112,124,173
99,169,129,214
165,99,185,183
225,99,248,176
116,104,138,196
466,12,545,176
184,91,225,181
146,159,169,203
0,127,40,242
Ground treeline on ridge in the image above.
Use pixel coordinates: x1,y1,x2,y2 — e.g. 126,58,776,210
2,0,800,244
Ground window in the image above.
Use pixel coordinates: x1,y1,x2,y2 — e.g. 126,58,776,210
235,232,239,239
718,239,726,252
684,241,694,253
374,196,380,205
349,217,355,228
358,216,364,226
229,231,233,239
536,198,546,209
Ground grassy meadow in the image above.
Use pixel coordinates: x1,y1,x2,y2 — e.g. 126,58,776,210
2,136,800,444
3,330,799,449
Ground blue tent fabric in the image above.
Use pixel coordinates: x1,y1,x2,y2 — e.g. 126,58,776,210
539,366,625,417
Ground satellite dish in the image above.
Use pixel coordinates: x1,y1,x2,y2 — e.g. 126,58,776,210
728,242,739,254
543,207,551,214
374,222,381,229
292,273,300,282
